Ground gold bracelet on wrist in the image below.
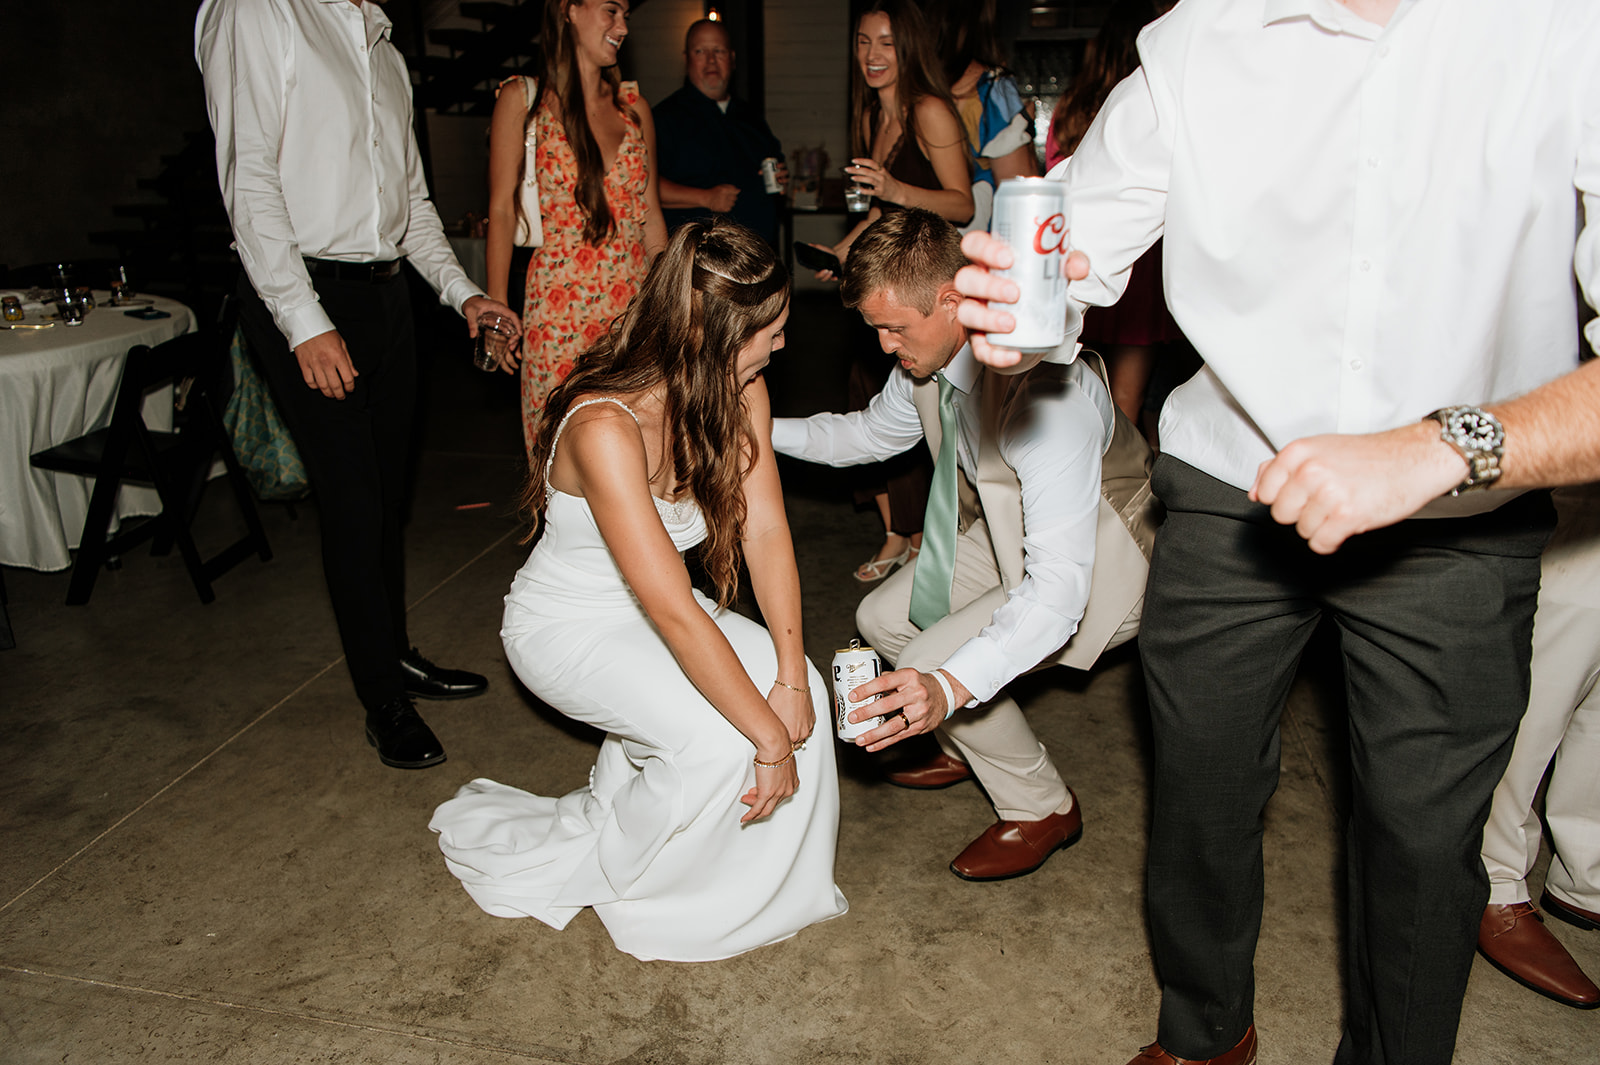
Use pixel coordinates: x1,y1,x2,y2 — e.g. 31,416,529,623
753,750,796,769
772,679,809,696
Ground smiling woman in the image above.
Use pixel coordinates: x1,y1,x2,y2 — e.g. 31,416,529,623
483,0,669,458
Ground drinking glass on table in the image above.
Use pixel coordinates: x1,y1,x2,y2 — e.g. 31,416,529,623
474,312,517,371
56,293,87,326
109,265,134,304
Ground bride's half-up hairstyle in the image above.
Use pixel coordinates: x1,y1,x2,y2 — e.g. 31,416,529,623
522,220,791,607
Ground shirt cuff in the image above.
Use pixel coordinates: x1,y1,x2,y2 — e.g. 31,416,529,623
1038,304,1085,366
280,300,338,353
939,639,1009,707
439,277,485,317
770,417,805,457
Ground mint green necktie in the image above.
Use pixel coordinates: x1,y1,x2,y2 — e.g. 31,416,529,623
909,373,960,630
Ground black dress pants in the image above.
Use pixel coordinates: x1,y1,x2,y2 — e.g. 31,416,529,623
236,272,417,712
1139,455,1552,1065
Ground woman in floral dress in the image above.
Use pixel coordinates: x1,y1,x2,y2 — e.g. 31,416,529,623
485,0,667,456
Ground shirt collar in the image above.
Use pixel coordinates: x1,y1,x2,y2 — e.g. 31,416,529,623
324,0,393,44
1262,0,1396,38
939,341,979,394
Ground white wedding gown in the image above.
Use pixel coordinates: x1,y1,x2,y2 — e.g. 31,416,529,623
430,399,847,962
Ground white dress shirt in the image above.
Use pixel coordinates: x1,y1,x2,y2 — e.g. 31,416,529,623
195,0,482,350
1056,0,1600,503
771,345,1114,705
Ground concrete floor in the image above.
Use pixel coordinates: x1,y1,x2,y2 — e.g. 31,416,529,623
1,291,1594,1064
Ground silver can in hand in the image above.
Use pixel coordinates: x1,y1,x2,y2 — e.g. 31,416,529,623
991,177,1072,354
761,157,782,195
833,639,885,741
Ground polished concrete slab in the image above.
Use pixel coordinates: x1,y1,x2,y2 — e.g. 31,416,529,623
1,293,1594,1063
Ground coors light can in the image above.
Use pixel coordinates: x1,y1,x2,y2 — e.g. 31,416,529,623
761,157,782,195
832,639,885,741
990,177,1071,354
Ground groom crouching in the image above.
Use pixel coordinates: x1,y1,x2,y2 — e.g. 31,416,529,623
773,208,1157,880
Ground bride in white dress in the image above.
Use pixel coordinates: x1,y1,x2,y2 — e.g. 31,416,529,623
431,221,847,962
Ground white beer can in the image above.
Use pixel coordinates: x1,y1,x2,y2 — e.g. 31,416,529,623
761,157,782,195
832,639,884,741
990,177,1071,354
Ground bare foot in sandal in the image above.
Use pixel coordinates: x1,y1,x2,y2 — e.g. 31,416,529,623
854,533,913,583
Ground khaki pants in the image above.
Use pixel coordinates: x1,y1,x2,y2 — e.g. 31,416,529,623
1481,492,1600,912
854,518,1074,823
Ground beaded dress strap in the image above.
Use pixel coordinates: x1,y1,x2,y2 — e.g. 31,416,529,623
545,398,641,493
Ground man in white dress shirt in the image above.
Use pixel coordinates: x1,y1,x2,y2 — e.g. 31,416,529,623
196,0,519,769
954,1,1600,1063
772,208,1151,881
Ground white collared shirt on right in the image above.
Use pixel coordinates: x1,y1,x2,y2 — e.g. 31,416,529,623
1054,0,1600,505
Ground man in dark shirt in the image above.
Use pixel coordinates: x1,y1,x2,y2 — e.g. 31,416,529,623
653,19,784,247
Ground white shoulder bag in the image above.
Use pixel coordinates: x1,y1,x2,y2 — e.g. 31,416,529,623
510,75,544,248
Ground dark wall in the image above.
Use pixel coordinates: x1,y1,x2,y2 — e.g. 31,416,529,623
0,1,211,270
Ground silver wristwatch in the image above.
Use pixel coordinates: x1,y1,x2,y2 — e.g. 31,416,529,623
1426,405,1504,494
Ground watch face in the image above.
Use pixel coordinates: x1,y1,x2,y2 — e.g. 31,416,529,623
1446,408,1504,451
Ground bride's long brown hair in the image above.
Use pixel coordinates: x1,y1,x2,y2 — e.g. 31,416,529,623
521,220,791,607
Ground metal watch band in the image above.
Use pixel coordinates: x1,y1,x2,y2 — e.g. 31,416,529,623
1426,405,1504,495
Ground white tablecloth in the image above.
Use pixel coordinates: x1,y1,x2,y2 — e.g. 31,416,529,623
0,292,196,570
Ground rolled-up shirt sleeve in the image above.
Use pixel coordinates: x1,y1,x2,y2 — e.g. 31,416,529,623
197,0,333,351
770,366,927,466
939,364,1107,704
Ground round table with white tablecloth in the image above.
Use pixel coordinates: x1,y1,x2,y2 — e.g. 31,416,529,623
0,292,197,570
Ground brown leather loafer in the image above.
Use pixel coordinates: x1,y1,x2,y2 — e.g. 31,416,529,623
1542,889,1600,932
885,751,974,789
1478,902,1600,1009
1125,1024,1257,1065
949,792,1082,881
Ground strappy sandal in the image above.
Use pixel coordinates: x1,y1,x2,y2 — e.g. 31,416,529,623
853,546,911,583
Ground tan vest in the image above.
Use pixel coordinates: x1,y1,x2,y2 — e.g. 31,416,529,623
911,351,1162,671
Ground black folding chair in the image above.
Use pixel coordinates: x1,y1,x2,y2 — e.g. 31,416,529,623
30,330,272,605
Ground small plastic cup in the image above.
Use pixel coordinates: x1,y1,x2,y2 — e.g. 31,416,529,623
474,312,516,371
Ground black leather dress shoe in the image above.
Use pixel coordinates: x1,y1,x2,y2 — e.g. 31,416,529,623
365,697,447,769
400,647,488,700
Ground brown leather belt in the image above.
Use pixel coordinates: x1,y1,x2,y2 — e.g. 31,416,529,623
303,257,402,283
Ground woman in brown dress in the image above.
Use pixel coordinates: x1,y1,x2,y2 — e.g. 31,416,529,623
811,0,973,582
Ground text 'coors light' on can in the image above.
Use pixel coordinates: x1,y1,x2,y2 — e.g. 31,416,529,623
991,177,1071,354
832,639,884,741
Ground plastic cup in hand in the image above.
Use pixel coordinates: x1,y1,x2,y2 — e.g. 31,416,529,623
844,180,872,213
474,312,515,371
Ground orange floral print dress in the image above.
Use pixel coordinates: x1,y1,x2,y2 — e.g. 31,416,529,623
521,81,651,456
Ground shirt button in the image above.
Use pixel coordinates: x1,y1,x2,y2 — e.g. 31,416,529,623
1360,259,1372,272
1377,45,1390,58
377,185,384,194
1367,156,1380,168
1350,359,1364,371
373,139,380,147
